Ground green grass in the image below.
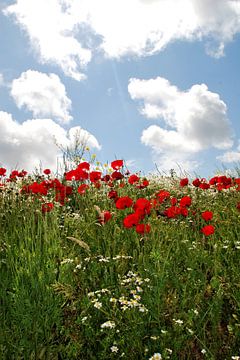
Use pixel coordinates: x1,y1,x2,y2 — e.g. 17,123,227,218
0,168,240,359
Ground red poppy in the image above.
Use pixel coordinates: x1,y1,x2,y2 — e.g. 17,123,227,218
164,206,181,218
98,210,112,224
128,174,140,184
18,170,27,177
192,178,201,187
123,213,139,228
111,159,123,170
179,196,192,207
42,202,54,213
180,178,189,187
111,171,124,180
137,179,149,189
199,183,210,190
134,198,151,217
180,207,188,217
201,225,215,236
201,211,213,221
136,223,151,234
77,161,90,171
115,196,133,209
43,168,51,175
170,197,178,206
89,171,102,182
156,190,170,203
77,184,89,195
108,190,118,200
0,168,6,176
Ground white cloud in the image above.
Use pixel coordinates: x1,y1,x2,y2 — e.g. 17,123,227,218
4,0,92,81
129,76,233,172
0,111,101,171
217,142,240,163
4,0,240,78
0,74,4,86
11,70,72,123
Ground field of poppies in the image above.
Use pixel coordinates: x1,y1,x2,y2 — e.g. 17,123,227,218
1,156,240,359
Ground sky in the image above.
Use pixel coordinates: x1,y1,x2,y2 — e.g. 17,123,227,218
1,0,240,178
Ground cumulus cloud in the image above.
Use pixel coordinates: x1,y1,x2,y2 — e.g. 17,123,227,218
11,70,72,123
0,111,100,171
4,0,92,81
217,142,240,163
4,0,240,78
128,76,233,172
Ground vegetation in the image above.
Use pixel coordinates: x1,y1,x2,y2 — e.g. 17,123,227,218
1,153,240,359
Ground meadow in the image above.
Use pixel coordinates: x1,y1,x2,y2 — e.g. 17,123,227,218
1,153,240,359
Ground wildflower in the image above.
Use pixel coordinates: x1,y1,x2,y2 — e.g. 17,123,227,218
42,202,54,213
0,167,6,176
149,353,162,360
116,196,133,209
123,213,139,228
110,346,119,353
136,223,151,234
77,184,89,195
93,301,102,309
111,171,124,180
201,211,213,221
180,178,188,187
201,225,215,236
98,210,112,225
128,174,140,184
43,168,51,175
108,190,118,200
179,196,192,207
90,171,102,182
101,321,116,329
192,178,201,187
111,159,123,170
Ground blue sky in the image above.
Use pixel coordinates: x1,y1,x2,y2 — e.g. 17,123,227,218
1,0,240,177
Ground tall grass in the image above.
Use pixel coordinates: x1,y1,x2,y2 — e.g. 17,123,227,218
0,162,240,359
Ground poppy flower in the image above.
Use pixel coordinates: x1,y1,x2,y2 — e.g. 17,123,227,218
111,159,123,170
137,179,149,189
136,223,151,234
164,206,181,218
77,184,89,195
43,168,51,175
170,197,178,206
123,213,139,228
199,183,210,190
179,196,192,207
180,178,189,187
128,174,140,184
111,171,124,180
90,171,102,182
192,178,201,187
201,225,215,236
42,202,54,213
134,198,151,217
201,211,213,221
108,190,118,200
115,196,133,209
77,161,90,171
98,210,112,225
156,190,170,203
0,168,6,176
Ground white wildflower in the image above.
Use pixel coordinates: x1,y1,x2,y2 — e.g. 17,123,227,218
100,321,116,329
110,346,119,353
